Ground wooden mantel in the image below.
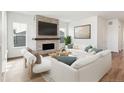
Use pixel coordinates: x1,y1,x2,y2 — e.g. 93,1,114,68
32,38,60,40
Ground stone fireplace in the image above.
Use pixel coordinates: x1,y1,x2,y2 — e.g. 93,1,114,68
32,15,60,55
35,39,59,54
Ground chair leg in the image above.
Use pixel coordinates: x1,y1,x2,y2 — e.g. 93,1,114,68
24,58,27,68
28,63,41,79
29,63,35,79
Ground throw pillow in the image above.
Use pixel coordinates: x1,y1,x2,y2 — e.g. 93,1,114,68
55,56,77,66
71,55,99,69
26,47,33,52
88,48,93,53
34,53,42,64
26,47,42,64
90,48,103,53
84,45,93,52
89,50,96,54
95,49,103,53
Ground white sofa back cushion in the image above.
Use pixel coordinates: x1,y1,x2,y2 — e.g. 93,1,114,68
67,49,90,58
71,50,111,69
71,55,99,69
95,50,111,57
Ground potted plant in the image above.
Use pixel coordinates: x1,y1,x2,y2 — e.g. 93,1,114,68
64,36,72,49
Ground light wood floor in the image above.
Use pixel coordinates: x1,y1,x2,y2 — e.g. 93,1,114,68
100,52,124,82
4,58,45,82
4,52,124,82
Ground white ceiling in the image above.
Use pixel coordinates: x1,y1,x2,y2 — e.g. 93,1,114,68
12,11,124,22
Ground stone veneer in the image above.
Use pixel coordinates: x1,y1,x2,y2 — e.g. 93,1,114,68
36,40,59,54
34,15,59,54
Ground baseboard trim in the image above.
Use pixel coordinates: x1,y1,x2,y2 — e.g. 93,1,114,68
7,56,23,60
0,72,6,82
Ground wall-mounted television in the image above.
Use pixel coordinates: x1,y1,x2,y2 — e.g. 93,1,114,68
38,21,57,36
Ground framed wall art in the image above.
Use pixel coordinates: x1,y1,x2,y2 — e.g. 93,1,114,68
74,24,91,39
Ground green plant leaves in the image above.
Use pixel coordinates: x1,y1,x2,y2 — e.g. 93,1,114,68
64,36,71,45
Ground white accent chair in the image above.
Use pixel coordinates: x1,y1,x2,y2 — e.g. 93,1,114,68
21,49,51,78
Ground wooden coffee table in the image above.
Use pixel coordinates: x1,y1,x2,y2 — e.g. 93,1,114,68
49,50,71,57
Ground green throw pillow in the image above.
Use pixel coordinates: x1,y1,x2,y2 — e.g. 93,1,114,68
85,45,93,52
90,48,103,53
55,56,77,66
95,49,103,53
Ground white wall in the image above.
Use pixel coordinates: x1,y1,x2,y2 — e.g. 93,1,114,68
107,19,118,52
123,25,124,50
7,12,36,58
1,11,8,74
0,12,1,45
107,19,123,52
69,16,98,49
97,16,107,49
0,14,1,42
0,11,2,80
118,20,123,51
68,16,107,50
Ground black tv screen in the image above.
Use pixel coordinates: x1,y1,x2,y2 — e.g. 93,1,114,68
38,21,57,35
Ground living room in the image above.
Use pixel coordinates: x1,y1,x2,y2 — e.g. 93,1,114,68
2,0,124,92
1,11,124,82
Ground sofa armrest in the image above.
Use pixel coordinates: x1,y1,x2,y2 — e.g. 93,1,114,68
24,52,36,64
77,52,112,82
49,58,78,82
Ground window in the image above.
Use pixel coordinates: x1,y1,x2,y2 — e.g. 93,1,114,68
13,22,27,47
59,28,65,43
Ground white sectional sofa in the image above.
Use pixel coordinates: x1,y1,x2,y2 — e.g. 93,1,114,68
49,50,112,82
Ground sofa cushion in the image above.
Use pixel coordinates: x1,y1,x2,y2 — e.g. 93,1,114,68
88,48,96,54
96,49,103,53
68,49,90,58
71,55,99,69
90,48,103,53
55,56,77,66
33,58,51,73
95,50,111,57
84,45,93,52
